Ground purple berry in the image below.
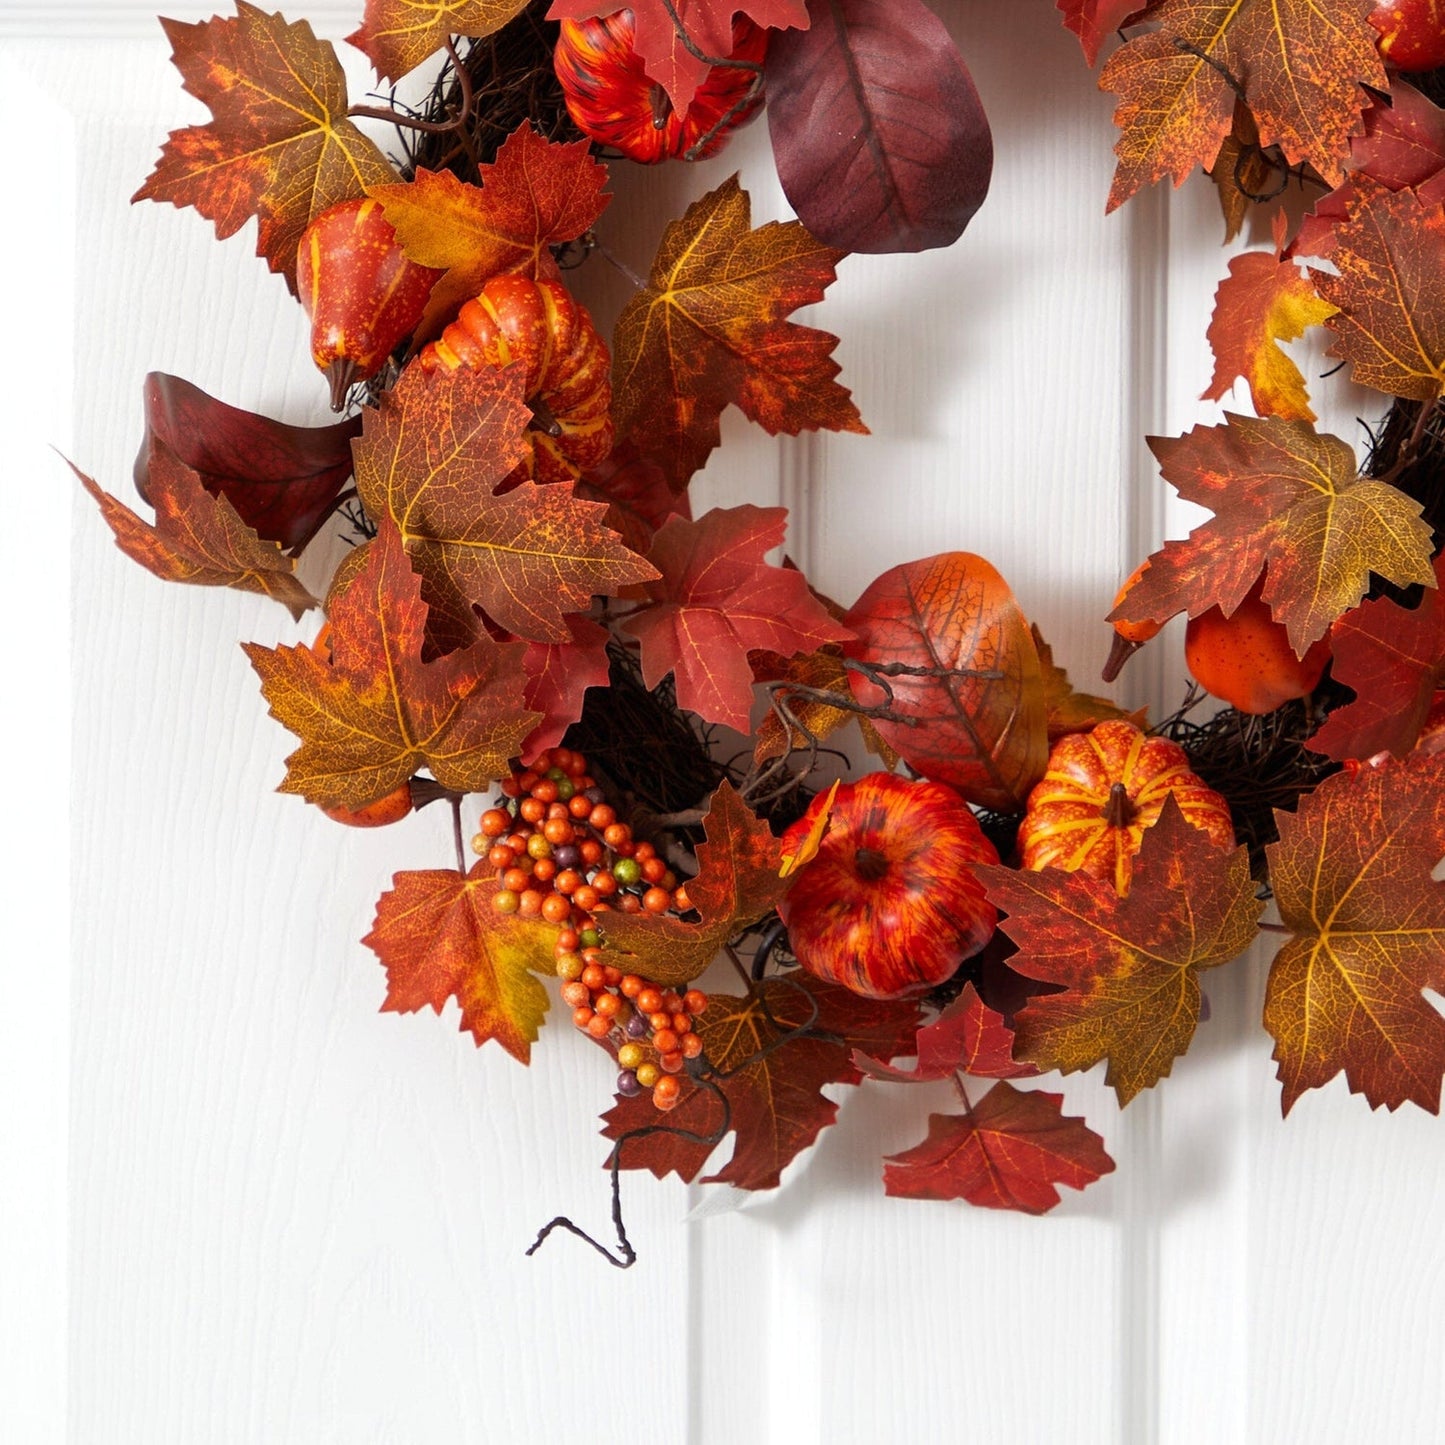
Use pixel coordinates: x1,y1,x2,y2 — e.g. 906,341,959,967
552,843,582,869
617,1070,642,1097
583,787,605,806
625,1013,649,1039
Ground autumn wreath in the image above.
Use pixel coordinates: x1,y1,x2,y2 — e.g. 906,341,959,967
75,0,1445,1260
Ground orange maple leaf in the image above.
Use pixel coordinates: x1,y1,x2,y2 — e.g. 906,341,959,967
351,360,657,644
364,865,557,1061
597,780,785,987
1264,753,1445,1114
882,1082,1114,1213
978,797,1262,1106
75,442,317,620
1313,186,1445,401
368,124,609,341
348,0,529,81
133,1,395,293
1100,0,1385,212
1108,414,1436,654
1204,252,1338,422
244,519,539,809
611,175,866,488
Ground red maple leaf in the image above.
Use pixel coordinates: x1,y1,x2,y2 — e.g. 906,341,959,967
364,864,559,1061
620,505,854,731
600,974,920,1190
882,1081,1115,1213
547,0,808,114
518,616,613,758
853,983,1039,1082
369,123,610,341
1309,553,1445,763
1265,753,1445,1114
1057,0,1157,66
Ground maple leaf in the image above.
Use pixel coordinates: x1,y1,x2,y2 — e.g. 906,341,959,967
1033,623,1144,744
518,615,612,757
1264,753,1445,1114
1058,0,1155,66
75,442,317,620
364,864,556,1062
843,552,1047,812
854,983,1039,1083
1210,103,1276,242
620,506,854,731
351,361,657,644
547,0,808,114
600,973,920,1189
611,175,866,487
882,1082,1115,1213
1309,554,1445,762
1203,252,1338,422
1109,414,1436,655
598,780,785,987
369,124,609,341
136,372,363,552
133,1,395,293
243,519,539,809
574,443,690,558
978,796,1262,1106
751,647,857,765
1313,187,1445,402
348,0,529,81
1099,0,1385,213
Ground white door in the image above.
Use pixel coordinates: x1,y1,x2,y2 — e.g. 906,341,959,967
7,1,1445,1440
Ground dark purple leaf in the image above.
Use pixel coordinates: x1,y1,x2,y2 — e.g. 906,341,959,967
135,372,363,552
764,0,992,254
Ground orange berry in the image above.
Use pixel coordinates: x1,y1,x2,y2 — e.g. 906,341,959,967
589,803,617,830
653,1075,681,1107
681,1032,703,1058
672,885,692,912
569,793,593,819
653,1028,680,1054
502,866,532,893
541,892,572,924
500,775,522,798
660,991,682,1012
640,857,667,884
671,1012,691,1034
602,965,623,986
532,857,557,883
487,843,515,870
561,981,590,1008
519,797,546,824
637,988,663,1015
556,928,581,954
603,823,631,849
555,869,583,895
659,1051,685,1073
620,975,644,998
586,1013,613,1039
543,817,575,845
633,841,656,862
518,889,544,916
591,870,618,897
532,779,559,804
594,991,622,1019
618,894,642,913
684,990,708,1016
581,963,607,991
578,839,604,866
648,1012,672,1033
480,807,510,837
573,885,600,913
642,886,671,914
572,1006,595,1029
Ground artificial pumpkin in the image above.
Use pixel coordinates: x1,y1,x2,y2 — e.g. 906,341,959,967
553,10,768,164
417,274,613,485
297,198,440,410
1370,0,1445,70
777,772,999,1000
1017,720,1234,895
1184,577,1331,715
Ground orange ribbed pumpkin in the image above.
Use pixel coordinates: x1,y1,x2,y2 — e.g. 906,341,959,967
1017,720,1234,895
418,274,612,485
553,10,767,164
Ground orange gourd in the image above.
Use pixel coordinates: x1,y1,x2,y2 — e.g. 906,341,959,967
1184,578,1331,715
1017,720,1234,895
418,274,612,485
1102,560,1162,682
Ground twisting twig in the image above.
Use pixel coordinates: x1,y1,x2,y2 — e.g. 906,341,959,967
349,37,476,134
657,0,764,72
683,76,763,161
1173,38,1245,100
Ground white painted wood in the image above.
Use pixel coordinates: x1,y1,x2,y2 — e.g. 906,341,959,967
10,1,1445,1442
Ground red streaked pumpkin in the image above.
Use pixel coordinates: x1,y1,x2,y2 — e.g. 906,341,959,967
417,274,613,485
297,198,441,410
1017,720,1234,896
777,772,1000,1000
553,9,768,164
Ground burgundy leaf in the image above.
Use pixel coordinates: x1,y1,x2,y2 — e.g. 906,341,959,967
764,0,992,253
135,372,361,551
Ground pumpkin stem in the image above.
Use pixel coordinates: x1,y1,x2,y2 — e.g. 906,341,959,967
1101,631,1142,683
648,84,672,131
528,395,564,438
1100,782,1137,829
854,847,889,882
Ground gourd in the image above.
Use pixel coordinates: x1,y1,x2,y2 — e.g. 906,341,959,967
1017,720,1234,896
1370,0,1445,71
1102,560,1162,681
418,274,613,485
777,772,999,1000
553,9,767,164
297,198,440,410
1184,578,1331,715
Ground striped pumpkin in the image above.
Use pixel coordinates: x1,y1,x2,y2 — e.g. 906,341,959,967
1017,720,1234,896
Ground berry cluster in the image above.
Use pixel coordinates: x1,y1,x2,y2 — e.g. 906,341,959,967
473,748,706,1110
